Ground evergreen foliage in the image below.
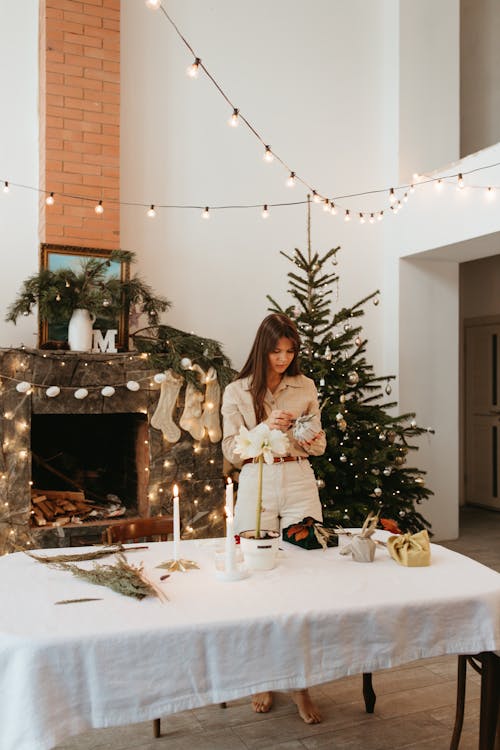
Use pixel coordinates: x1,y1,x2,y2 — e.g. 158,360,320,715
267,206,433,533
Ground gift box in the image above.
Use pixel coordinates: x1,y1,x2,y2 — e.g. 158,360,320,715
387,529,431,567
282,517,338,550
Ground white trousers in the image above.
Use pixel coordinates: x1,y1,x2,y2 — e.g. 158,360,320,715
234,459,323,534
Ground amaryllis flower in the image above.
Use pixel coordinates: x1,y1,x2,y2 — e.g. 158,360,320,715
234,423,289,464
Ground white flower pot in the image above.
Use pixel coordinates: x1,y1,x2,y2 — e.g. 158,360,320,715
239,530,280,570
68,309,95,352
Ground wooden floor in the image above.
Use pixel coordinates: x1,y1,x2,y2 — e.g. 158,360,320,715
54,506,500,750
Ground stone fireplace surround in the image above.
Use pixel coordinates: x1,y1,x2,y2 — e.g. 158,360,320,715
0,348,224,549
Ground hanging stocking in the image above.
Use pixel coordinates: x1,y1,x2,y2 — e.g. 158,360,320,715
179,366,205,441
201,366,222,443
151,369,183,443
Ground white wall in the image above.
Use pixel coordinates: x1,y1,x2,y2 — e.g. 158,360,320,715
120,0,401,372
0,2,39,348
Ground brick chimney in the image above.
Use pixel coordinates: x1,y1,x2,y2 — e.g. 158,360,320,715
39,0,120,250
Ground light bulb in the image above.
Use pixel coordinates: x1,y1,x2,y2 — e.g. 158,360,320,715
228,108,239,127
389,188,396,204
330,202,338,215
45,192,55,205
323,199,330,212
147,204,156,218
187,58,201,78
403,192,408,202
263,145,273,162
3,181,9,193
409,184,415,193
95,200,104,214
202,206,210,219
312,191,321,203
261,204,269,219
486,186,495,199
145,0,161,7
458,173,464,189
435,179,443,190
378,211,384,221
286,171,296,187
359,213,365,224
369,213,375,224
344,209,350,222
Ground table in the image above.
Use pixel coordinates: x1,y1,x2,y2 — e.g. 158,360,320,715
1,537,499,750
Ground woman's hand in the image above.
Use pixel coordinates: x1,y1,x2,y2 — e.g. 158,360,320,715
296,431,323,449
267,410,295,432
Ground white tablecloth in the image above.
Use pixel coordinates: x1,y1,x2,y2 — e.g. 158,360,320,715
1,537,500,750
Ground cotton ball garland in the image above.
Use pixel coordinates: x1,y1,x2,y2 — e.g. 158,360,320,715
127,380,140,391
74,388,89,400
46,386,60,398
16,381,31,393
101,386,115,398
153,373,167,384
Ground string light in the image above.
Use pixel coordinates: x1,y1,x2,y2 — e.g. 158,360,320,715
186,57,201,78
147,204,156,218
95,199,104,214
45,192,55,205
263,145,274,162
330,202,337,215
435,179,443,191
389,188,396,204
344,209,350,222
286,171,296,187
261,204,269,219
3,181,9,193
312,190,321,203
202,206,210,219
322,198,330,212
486,186,495,199
359,213,365,224
458,173,465,189
228,108,239,127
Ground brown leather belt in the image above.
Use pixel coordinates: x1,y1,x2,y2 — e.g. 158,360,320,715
241,456,305,466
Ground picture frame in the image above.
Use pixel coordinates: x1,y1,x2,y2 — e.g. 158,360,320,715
39,243,130,350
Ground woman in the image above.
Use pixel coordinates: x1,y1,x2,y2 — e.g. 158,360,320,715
221,312,326,724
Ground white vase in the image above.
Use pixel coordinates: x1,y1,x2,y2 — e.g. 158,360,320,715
239,530,280,570
67,309,95,352
350,536,376,562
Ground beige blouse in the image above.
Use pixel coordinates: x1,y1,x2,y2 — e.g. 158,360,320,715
221,373,326,467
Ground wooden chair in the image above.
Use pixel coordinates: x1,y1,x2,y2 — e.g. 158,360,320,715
101,516,174,545
102,515,174,739
450,652,500,750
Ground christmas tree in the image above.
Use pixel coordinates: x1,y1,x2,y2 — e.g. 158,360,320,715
267,200,433,533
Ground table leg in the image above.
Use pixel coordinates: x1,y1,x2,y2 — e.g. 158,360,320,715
478,652,500,750
450,656,467,750
153,718,161,738
363,672,376,713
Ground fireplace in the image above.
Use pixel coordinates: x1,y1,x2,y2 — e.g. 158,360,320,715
0,348,225,550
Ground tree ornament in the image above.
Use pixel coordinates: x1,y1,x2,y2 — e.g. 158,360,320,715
16,381,31,393
55,293,61,302
394,456,405,466
379,432,386,441
46,386,60,398
339,394,346,403
340,454,347,462
126,380,140,391
344,323,351,332
415,477,425,485
101,386,115,398
373,487,382,497
338,419,347,431
153,372,167,384
316,478,325,489
410,419,417,428
180,357,192,370
355,336,362,347
319,378,325,386
373,295,380,306
387,430,396,443
102,299,111,307
383,467,392,476
399,510,406,517
371,468,380,475
385,383,392,395
347,371,359,385
74,388,88,400
324,345,332,360
336,412,344,422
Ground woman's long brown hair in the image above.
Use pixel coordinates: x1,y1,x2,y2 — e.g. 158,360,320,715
238,313,301,423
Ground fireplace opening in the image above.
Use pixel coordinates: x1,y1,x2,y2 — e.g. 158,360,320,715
30,413,149,526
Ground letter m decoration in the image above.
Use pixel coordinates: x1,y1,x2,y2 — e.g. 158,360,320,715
92,329,118,353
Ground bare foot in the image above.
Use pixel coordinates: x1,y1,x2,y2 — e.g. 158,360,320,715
291,689,322,724
252,691,273,713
